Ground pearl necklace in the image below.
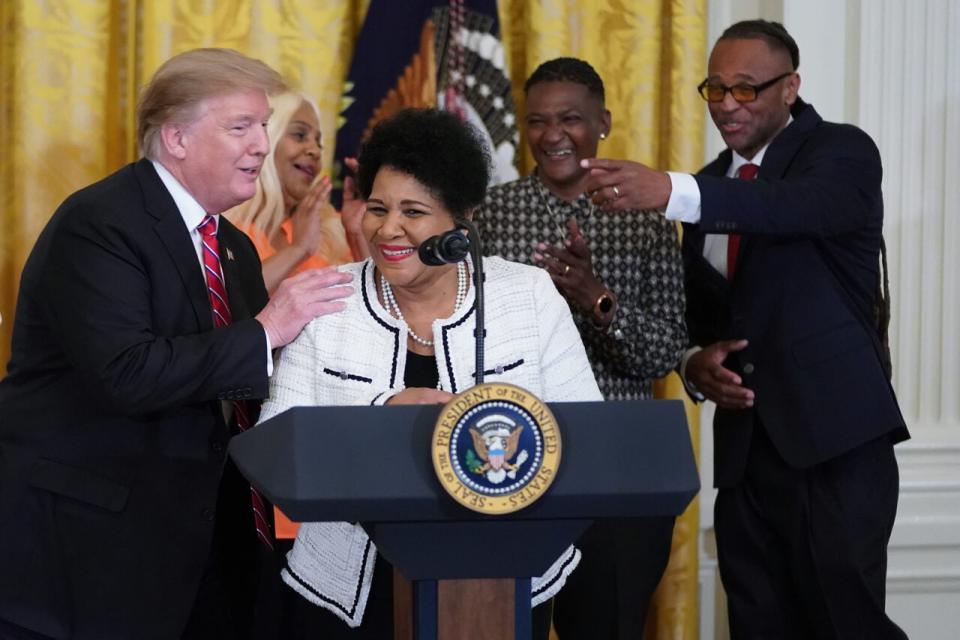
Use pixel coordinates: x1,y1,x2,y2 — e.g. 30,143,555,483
381,261,468,347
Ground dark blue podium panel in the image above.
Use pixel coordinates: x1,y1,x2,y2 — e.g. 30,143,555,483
367,519,591,580
231,399,698,581
230,399,699,524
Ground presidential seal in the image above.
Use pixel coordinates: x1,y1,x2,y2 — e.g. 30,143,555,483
431,382,561,515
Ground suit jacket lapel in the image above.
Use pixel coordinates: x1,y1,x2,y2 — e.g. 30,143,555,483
758,98,821,180
136,159,214,332
736,99,822,267
218,221,253,322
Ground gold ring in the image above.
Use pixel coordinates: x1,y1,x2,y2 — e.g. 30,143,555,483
562,264,571,275
612,185,621,199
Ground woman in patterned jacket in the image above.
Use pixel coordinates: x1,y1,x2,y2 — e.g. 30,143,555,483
260,108,602,639
476,58,687,640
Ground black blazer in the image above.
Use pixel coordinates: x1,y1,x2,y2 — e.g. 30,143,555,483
0,159,270,639
682,100,908,487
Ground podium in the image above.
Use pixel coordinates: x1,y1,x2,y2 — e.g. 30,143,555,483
230,399,698,640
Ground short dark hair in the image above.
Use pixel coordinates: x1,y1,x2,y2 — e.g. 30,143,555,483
523,57,605,104
719,20,800,70
357,108,491,220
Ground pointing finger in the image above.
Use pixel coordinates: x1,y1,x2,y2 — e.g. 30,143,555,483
580,158,625,171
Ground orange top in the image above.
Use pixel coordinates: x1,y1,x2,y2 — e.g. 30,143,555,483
234,200,355,270
234,218,337,275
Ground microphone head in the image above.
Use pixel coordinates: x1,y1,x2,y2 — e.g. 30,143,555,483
418,229,470,265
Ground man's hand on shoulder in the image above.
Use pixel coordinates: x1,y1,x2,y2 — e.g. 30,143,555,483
580,158,672,211
686,339,755,410
256,267,353,347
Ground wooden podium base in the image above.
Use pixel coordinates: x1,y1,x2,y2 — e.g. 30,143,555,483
394,570,530,640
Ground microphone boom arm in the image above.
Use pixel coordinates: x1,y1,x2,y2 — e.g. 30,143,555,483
457,220,485,386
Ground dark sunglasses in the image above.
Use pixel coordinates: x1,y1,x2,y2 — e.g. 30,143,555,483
697,71,794,103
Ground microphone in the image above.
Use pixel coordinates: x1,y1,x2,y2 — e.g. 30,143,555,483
418,229,470,265
418,222,487,384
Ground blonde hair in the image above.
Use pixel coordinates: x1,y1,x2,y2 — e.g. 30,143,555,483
137,48,286,159
225,91,352,264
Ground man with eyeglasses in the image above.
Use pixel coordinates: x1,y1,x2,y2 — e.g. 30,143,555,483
582,19,909,640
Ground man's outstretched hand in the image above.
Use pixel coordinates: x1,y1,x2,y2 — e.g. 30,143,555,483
686,339,755,409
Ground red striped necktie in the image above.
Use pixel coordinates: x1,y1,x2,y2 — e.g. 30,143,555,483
727,162,759,279
197,215,274,550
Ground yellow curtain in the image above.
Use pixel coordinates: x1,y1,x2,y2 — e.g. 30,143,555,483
0,0,369,368
0,1,705,637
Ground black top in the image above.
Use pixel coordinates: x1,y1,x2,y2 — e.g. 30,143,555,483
404,350,439,389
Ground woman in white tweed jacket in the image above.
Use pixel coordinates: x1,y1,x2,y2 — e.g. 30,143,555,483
259,109,601,639
262,254,600,409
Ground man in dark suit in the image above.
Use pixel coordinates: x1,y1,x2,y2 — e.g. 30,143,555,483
582,20,909,640
0,49,353,640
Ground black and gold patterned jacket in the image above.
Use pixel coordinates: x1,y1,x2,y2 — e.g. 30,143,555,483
478,174,687,400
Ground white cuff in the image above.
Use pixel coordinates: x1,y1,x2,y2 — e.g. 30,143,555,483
265,330,274,376
665,172,702,223
531,544,581,606
680,346,705,401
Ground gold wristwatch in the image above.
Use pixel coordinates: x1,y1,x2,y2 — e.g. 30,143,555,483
591,289,616,326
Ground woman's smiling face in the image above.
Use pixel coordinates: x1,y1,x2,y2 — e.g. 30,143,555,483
362,166,458,290
274,100,323,210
